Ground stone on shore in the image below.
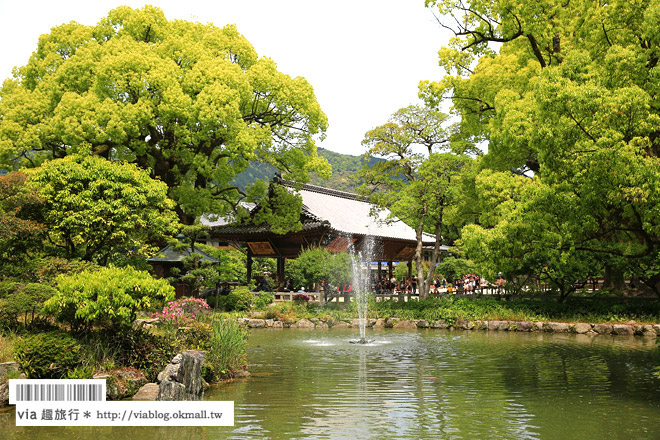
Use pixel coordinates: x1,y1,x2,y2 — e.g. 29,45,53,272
157,351,205,401
393,320,417,329
248,319,266,328
295,319,316,329
612,324,634,336
0,362,25,408
547,322,570,333
132,383,159,400
573,323,592,334
94,368,147,400
593,324,614,335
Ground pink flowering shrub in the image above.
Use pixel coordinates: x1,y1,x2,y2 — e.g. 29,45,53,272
152,297,210,327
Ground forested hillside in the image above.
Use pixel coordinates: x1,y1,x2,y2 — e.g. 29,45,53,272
233,148,379,192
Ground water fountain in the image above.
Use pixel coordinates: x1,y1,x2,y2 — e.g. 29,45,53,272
348,235,377,344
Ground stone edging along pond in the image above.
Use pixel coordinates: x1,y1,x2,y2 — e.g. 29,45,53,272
236,317,660,337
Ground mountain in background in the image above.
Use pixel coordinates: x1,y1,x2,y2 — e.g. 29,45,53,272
233,148,381,193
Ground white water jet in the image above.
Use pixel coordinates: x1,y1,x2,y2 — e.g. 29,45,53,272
348,235,377,344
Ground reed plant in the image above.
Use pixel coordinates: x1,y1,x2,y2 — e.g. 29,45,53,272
206,318,249,380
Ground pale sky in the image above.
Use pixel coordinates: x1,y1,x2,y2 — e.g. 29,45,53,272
0,0,450,157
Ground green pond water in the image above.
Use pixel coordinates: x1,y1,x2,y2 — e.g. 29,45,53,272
3,328,660,439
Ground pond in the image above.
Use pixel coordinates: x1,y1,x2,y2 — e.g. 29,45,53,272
3,328,660,439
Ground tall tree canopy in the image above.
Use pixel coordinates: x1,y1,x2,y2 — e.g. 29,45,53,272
424,0,660,296
0,5,330,225
359,104,471,298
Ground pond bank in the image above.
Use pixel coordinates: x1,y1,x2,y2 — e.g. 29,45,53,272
237,317,660,337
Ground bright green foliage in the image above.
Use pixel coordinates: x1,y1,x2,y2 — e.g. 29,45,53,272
436,257,477,283
27,155,179,264
203,245,247,284
359,105,471,298
0,5,330,226
224,287,254,312
45,265,175,329
253,292,275,309
15,332,82,378
286,247,352,293
425,0,660,296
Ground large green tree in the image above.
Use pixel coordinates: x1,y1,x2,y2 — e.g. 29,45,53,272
425,0,660,296
0,5,330,225
359,104,471,298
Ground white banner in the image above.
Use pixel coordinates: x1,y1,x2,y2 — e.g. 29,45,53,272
14,401,234,426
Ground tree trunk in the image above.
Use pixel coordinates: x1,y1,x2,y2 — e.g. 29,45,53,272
603,264,626,294
423,215,444,300
414,223,426,299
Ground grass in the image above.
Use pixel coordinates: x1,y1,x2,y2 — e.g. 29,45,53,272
219,296,660,325
0,333,17,363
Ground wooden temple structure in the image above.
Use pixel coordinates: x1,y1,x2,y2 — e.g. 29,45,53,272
203,178,443,289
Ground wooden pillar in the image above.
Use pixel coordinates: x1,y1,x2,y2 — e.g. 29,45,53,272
277,257,285,291
247,249,253,286
377,261,382,280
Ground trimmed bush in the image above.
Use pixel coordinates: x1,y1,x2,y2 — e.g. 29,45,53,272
253,292,275,310
224,287,253,312
45,266,175,330
15,332,82,378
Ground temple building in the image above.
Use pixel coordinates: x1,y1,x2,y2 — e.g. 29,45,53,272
203,177,446,289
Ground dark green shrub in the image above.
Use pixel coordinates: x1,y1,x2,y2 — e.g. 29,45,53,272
177,321,213,351
15,332,82,378
114,328,179,382
224,287,253,311
0,283,56,331
253,292,275,310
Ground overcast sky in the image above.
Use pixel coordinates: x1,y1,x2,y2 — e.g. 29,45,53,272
0,0,451,157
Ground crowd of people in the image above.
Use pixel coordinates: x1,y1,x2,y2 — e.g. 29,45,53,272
373,274,486,295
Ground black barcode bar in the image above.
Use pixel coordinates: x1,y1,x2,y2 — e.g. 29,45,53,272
14,384,103,401
67,384,103,401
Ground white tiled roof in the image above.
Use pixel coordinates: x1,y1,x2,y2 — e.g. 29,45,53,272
296,184,436,244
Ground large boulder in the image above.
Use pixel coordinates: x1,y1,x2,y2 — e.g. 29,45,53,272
157,351,205,401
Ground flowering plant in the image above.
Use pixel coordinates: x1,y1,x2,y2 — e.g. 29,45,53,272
292,294,310,302
151,297,210,327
